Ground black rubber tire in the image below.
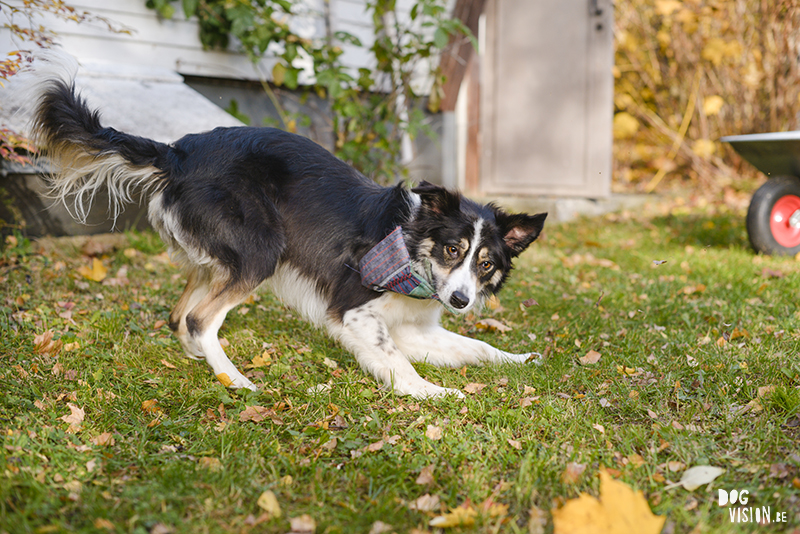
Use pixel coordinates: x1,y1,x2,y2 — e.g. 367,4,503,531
746,175,800,256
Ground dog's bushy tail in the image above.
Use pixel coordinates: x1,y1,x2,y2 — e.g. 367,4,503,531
23,51,171,223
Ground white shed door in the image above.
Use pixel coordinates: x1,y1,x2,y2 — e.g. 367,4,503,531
480,0,613,198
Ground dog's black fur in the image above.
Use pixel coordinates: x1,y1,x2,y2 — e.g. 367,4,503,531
27,56,547,398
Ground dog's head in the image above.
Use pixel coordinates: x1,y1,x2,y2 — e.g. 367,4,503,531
405,181,547,314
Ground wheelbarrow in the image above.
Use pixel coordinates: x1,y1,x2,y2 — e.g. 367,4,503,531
722,131,800,255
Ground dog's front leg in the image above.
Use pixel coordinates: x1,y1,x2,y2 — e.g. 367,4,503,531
391,324,541,368
331,308,464,399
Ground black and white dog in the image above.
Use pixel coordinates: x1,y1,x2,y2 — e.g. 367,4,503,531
22,54,547,399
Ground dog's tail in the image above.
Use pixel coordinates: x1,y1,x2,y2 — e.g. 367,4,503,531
21,51,171,224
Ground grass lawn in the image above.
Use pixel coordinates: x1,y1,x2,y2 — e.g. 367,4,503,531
1,198,799,533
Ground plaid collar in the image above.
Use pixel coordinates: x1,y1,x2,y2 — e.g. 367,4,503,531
359,226,457,313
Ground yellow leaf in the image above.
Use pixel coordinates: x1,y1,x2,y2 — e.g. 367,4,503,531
248,351,272,369
692,139,716,158
703,95,724,116
197,456,222,472
654,0,682,16
77,258,107,282
272,62,286,86
474,318,512,333
613,112,639,139
257,490,282,518
552,469,665,534
216,373,233,387
429,506,478,528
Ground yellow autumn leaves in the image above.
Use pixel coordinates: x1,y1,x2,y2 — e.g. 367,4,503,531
552,470,665,534
614,0,800,190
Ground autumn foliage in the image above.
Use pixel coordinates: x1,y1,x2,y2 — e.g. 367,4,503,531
614,0,800,193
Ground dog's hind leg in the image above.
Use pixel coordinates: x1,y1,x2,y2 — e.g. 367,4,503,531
183,276,259,390
169,267,211,360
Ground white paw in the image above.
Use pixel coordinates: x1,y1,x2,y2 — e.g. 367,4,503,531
502,351,543,365
216,371,257,391
393,379,465,400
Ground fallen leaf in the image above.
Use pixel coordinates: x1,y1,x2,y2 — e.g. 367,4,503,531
91,432,115,446
289,514,316,534
425,425,443,440
409,493,440,512
141,399,161,414
580,350,601,365
652,260,668,266
508,439,522,450
197,457,222,472
368,521,393,534
216,373,233,387
34,330,62,356
528,506,547,534
257,490,281,518
239,405,283,424
78,258,107,282
367,440,384,452
60,403,85,432
160,359,177,369
522,298,539,307
665,465,725,491
668,461,686,472
592,423,605,434
416,464,435,485
464,382,487,394
474,318,512,333
562,462,587,484
429,505,478,528
552,469,665,534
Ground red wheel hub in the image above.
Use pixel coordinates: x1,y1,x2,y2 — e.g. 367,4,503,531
770,194,800,248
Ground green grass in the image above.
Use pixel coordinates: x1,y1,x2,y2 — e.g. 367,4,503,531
1,199,799,533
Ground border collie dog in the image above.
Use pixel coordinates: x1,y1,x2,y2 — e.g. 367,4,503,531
23,54,547,399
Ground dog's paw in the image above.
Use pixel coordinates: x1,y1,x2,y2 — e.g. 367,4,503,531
217,372,257,391
502,351,543,365
393,379,465,400
407,383,465,400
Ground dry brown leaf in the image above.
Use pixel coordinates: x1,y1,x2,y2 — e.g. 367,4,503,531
507,439,522,450
408,493,440,512
552,469,665,534
368,521,393,534
34,330,62,356
463,382,487,394
425,425,443,440
60,403,85,432
474,318,512,333
91,432,115,446
416,464,435,485
141,399,161,414
580,350,602,365
197,457,222,472
160,359,177,369
562,462,587,484
289,514,316,534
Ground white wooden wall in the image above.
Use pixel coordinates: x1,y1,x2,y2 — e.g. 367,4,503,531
0,0,397,82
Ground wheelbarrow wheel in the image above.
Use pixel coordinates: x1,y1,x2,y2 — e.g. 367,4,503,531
747,175,800,255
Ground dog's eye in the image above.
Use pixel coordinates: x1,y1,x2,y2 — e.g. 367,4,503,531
480,260,494,272
445,245,459,257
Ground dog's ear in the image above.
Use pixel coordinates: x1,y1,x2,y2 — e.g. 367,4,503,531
495,211,547,257
412,181,461,215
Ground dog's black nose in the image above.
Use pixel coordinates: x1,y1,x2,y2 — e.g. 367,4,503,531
449,291,469,309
